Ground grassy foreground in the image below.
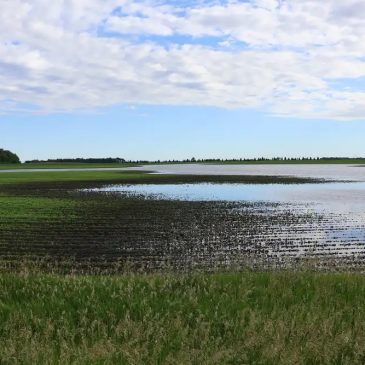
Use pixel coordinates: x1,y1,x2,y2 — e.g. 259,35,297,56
1,271,365,364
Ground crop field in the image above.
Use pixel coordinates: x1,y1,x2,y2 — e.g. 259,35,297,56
0,162,138,170
0,169,363,273
0,170,324,272
1,168,365,363
0,171,322,186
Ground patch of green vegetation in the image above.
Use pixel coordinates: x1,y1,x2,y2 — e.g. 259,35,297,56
0,162,137,170
0,197,78,221
0,169,324,187
0,271,364,364
0,170,150,185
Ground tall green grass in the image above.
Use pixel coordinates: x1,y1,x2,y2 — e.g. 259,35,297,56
1,271,365,364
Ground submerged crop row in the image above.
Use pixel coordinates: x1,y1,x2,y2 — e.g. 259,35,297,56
0,173,364,273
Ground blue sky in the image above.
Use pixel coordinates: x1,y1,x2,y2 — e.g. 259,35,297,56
2,105,365,161
2,0,365,161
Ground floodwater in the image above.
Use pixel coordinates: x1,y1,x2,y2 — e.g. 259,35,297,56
90,179,365,268
93,182,365,213
2,163,365,181
132,163,365,181
4,163,365,269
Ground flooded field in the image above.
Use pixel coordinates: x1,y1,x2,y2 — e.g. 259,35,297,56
93,181,365,210
85,176,365,271
2,165,365,272
2,162,365,181
135,163,365,181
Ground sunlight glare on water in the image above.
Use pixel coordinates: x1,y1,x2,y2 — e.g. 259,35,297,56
92,182,365,213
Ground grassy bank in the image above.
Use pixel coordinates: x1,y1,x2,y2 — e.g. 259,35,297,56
0,271,365,364
0,162,137,170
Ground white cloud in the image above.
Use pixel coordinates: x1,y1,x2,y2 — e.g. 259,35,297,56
1,0,365,120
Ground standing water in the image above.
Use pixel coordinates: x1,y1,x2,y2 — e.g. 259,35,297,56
86,164,365,269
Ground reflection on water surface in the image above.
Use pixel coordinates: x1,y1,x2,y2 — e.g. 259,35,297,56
87,181,365,269
92,182,365,212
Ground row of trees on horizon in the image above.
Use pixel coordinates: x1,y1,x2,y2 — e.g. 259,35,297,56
26,156,365,164
2,148,365,164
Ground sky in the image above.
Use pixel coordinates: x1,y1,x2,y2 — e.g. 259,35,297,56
1,0,365,161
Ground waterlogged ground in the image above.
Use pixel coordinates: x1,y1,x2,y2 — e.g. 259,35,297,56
87,179,365,270
2,165,365,271
2,162,365,181
93,181,365,208
135,163,365,181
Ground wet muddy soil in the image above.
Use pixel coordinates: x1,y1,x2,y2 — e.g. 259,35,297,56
1,177,364,273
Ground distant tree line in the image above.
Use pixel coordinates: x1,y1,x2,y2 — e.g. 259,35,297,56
18,156,365,165
146,157,365,163
0,148,20,163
